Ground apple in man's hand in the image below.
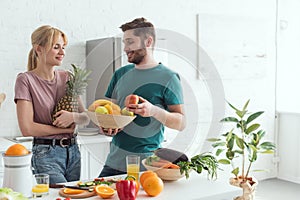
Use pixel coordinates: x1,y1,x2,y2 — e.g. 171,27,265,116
125,94,139,108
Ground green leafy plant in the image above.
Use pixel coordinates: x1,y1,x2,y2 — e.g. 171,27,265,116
177,153,219,180
207,100,275,181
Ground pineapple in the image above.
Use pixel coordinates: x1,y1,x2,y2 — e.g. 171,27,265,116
52,64,91,122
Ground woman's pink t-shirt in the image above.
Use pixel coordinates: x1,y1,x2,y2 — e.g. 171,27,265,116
14,70,72,138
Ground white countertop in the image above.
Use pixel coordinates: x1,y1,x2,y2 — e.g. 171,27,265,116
42,173,241,200
0,134,111,151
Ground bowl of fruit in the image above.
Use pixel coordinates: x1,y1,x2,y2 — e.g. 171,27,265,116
142,148,189,181
142,148,219,181
86,99,136,129
142,158,185,181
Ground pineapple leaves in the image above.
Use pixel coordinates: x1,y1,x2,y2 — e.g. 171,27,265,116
52,64,91,121
67,64,91,96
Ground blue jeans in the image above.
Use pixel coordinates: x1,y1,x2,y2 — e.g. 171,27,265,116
31,143,81,184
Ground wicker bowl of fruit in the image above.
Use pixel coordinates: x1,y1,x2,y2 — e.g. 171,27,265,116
142,158,185,181
87,99,136,129
143,148,219,181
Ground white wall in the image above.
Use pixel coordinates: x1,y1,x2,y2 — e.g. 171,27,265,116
0,0,278,180
276,0,300,112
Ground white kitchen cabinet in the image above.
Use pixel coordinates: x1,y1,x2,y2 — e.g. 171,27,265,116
77,135,111,180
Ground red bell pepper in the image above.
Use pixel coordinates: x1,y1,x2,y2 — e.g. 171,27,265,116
116,176,137,200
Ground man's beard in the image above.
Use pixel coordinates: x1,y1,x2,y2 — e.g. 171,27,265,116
127,48,147,64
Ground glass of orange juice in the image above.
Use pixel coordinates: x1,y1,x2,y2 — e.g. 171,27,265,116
126,155,140,181
32,173,49,198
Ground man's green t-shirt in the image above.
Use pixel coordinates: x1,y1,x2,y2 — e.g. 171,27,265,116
104,63,183,171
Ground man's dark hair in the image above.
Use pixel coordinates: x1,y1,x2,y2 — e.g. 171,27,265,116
120,17,156,45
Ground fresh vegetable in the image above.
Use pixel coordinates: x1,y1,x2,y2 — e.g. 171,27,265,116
0,188,29,200
116,176,137,200
145,156,180,169
154,148,189,164
177,153,219,179
77,177,116,187
146,150,219,180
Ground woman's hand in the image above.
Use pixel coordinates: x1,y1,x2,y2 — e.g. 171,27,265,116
53,110,74,128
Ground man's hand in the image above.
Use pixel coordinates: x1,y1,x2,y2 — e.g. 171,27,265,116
99,127,123,137
127,96,156,117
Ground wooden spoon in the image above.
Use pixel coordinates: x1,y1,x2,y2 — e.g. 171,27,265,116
0,93,6,108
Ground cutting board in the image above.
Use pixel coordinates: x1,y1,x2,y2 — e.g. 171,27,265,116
59,189,96,199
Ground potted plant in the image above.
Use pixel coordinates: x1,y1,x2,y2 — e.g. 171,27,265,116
207,100,275,200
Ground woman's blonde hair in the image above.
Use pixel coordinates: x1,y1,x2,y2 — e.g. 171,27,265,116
27,25,68,71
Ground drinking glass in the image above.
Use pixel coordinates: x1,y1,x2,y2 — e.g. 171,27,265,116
126,155,140,181
32,173,49,198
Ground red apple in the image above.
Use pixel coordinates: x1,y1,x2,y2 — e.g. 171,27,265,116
125,94,139,108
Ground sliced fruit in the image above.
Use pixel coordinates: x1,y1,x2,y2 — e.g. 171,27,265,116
63,188,85,195
95,185,115,199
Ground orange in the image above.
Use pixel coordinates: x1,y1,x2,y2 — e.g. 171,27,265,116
95,185,115,199
5,144,29,156
63,188,84,195
142,175,164,197
140,171,157,187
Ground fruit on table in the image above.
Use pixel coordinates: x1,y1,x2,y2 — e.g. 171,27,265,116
63,188,85,195
125,94,139,108
140,171,157,187
95,106,109,114
95,185,115,199
142,175,164,197
88,99,121,115
52,64,91,122
121,107,134,116
5,143,29,156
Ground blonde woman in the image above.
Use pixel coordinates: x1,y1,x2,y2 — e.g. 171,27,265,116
14,25,89,184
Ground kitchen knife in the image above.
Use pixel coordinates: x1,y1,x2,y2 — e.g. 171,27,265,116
64,185,94,192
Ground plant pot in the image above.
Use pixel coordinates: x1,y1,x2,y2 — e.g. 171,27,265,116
229,176,258,200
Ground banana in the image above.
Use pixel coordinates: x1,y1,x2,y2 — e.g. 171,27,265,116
104,104,113,114
88,99,121,115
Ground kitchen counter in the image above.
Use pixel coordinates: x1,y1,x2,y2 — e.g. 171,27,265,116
42,173,241,200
